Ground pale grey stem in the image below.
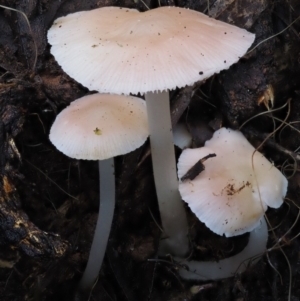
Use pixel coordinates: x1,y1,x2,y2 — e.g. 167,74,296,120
79,158,115,290
145,91,189,257
177,218,268,280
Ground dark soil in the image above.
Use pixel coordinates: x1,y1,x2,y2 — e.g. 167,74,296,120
0,0,300,300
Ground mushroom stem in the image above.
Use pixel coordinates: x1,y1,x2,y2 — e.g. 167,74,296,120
145,91,189,257
177,218,268,280
79,158,115,290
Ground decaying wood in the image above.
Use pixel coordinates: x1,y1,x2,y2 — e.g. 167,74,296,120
0,85,69,261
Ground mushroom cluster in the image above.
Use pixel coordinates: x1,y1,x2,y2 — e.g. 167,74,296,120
48,6,256,259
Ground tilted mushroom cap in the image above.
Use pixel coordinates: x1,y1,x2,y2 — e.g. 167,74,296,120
49,94,148,160
47,6,255,95
177,128,288,237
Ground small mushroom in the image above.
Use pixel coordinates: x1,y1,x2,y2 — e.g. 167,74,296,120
49,93,148,290
48,6,255,256
173,122,193,150
176,127,288,280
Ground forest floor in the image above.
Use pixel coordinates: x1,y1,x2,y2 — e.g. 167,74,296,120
0,0,300,300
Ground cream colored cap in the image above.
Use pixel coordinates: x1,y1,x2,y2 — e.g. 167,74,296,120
49,94,148,160
177,128,287,237
47,6,255,95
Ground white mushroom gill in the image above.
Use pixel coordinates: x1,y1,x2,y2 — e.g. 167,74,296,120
47,6,255,95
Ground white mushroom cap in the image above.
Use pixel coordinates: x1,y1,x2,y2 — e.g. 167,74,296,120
177,128,288,237
173,122,192,149
47,6,255,95
49,94,148,160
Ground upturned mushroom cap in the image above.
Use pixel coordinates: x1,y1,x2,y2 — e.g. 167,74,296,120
47,6,255,95
49,94,148,160
177,128,288,237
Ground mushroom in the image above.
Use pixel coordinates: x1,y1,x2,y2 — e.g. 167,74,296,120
49,93,148,289
173,122,193,150
177,128,287,236
176,127,288,280
47,6,255,256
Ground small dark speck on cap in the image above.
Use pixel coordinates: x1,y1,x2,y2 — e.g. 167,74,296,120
199,71,203,75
